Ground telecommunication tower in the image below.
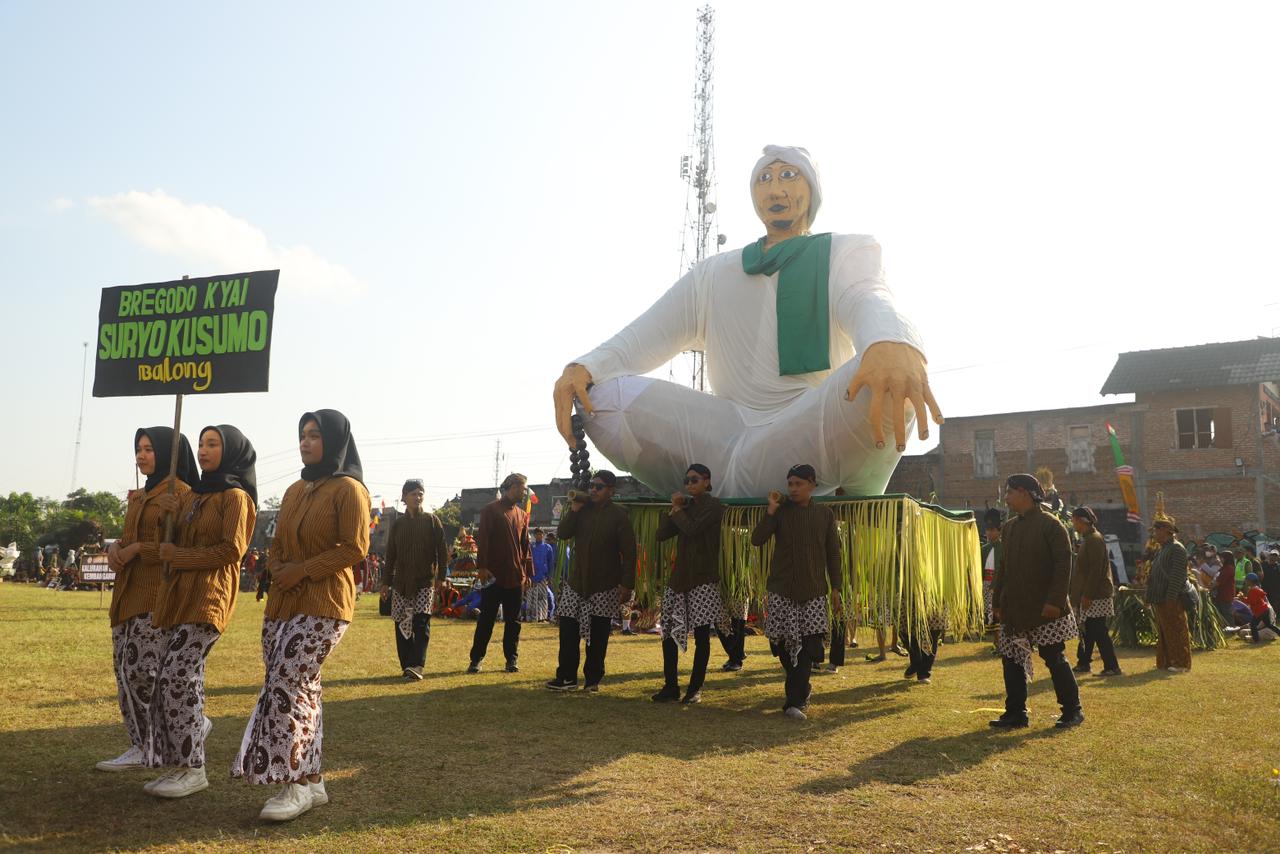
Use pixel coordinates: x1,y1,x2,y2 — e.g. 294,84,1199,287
677,5,726,392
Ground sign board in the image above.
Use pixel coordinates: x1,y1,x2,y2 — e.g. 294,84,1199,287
1104,534,1128,585
79,553,115,584
93,270,279,397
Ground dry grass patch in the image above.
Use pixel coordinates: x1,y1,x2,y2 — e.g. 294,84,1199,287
0,585,1276,853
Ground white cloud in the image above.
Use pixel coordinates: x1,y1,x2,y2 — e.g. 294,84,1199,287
86,190,364,297
48,197,75,213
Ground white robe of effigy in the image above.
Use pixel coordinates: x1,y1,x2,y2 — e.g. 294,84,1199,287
573,235,926,499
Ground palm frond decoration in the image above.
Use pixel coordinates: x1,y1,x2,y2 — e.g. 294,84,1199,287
618,494,984,638
1110,588,1226,650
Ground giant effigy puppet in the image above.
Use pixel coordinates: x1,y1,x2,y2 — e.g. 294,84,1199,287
553,145,943,498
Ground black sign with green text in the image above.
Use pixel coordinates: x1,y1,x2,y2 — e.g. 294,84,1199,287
93,270,279,397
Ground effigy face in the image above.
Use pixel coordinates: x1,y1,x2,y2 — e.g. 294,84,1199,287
751,159,812,237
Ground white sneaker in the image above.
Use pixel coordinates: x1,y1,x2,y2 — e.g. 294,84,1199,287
96,745,145,772
202,716,212,740
147,766,209,798
308,779,328,806
142,768,177,793
1166,666,1189,673
259,782,314,822
784,706,808,721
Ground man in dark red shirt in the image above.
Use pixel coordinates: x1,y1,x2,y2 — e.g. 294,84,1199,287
1214,549,1238,625
468,473,534,673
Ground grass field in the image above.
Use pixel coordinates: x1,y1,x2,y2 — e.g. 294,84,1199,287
1,584,1277,854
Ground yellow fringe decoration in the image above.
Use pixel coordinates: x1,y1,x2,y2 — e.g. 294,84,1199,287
622,496,984,639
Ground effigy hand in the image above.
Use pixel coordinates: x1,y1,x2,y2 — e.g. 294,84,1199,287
553,363,595,448
846,341,944,452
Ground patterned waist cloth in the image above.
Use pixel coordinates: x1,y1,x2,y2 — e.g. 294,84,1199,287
660,583,730,652
998,611,1079,680
390,587,434,640
763,592,828,666
558,584,621,646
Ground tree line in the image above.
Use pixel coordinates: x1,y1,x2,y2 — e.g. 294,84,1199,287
0,489,128,554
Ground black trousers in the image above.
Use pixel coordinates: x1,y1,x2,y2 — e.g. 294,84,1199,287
662,625,712,694
829,623,847,667
1076,615,1119,671
556,615,613,685
775,634,824,710
394,612,431,670
470,584,523,664
1250,611,1278,640
906,627,943,678
1001,641,1081,719
716,618,746,664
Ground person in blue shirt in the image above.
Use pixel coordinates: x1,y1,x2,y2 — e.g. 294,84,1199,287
525,528,557,622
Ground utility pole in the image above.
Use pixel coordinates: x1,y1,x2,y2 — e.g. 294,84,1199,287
71,341,88,492
493,438,502,488
677,5,725,392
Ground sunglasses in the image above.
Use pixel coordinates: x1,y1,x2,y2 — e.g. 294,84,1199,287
588,483,607,491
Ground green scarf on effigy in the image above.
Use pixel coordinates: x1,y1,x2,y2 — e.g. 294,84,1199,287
741,232,833,376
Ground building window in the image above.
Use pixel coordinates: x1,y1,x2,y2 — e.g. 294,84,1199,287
1067,425,1094,473
1175,407,1231,449
974,430,995,478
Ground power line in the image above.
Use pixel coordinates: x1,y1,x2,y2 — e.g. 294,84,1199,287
252,424,556,464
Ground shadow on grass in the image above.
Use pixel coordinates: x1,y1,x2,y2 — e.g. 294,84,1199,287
0,672,910,851
798,727,1060,793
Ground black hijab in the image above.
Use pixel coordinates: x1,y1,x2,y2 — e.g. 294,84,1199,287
135,426,198,493
192,425,259,507
299,409,363,484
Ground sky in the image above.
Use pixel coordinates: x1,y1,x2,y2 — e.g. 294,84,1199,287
2,1,1279,510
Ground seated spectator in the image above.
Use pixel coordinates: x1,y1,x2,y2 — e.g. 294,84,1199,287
1194,546,1221,588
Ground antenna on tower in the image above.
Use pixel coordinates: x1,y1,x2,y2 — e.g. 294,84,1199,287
677,4,724,393
71,341,88,492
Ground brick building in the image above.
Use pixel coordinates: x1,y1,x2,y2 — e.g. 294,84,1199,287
887,337,1280,545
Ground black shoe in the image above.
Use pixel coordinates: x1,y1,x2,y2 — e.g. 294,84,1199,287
848,638,859,649
466,661,481,674
1054,710,1085,729
582,683,600,693
721,660,743,672
1098,668,1124,677
505,659,519,673
903,664,918,679
651,686,681,703
1072,664,1090,674
989,715,1029,729
681,691,702,705
545,677,577,691
621,628,636,636
916,674,931,684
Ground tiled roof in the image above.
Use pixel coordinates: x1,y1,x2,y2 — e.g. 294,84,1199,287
1101,337,1280,394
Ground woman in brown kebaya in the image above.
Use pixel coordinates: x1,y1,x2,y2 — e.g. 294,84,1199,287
141,425,257,799
233,409,370,823
96,427,197,774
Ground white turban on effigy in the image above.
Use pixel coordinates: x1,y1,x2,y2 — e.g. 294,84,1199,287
751,145,822,225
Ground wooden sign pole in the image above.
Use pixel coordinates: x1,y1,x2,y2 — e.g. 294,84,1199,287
161,275,189,577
